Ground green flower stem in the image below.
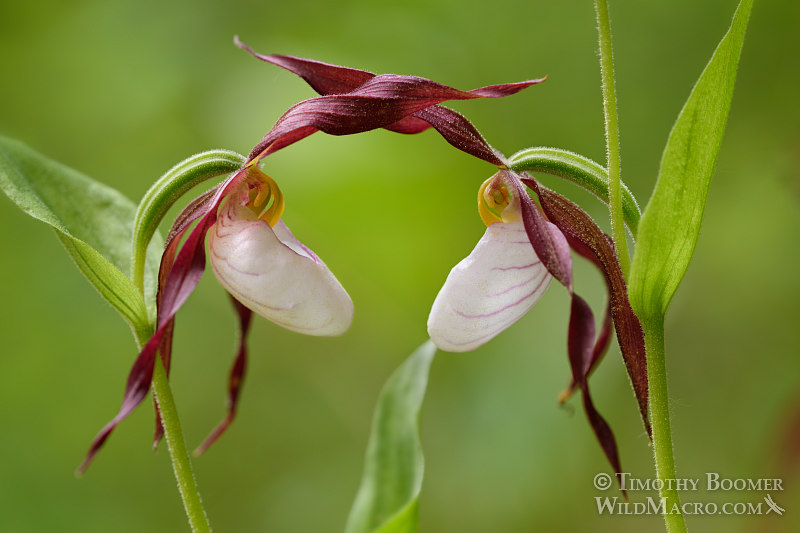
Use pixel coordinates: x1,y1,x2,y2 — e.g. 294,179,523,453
126,151,248,531
642,314,687,533
151,352,213,533
126,322,213,532
594,0,629,277
131,150,246,293
508,147,641,237
129,325,212,532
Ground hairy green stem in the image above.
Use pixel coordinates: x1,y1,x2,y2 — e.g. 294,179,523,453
151,353,213,533
594,0,629,276
508,147,641,237
127,324,212,532
643,315,687,533
126,152,246,531
131,150,246,293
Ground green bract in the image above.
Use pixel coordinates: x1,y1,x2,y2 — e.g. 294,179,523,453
345,341,436,533
0,136,162,338
629,0,754,319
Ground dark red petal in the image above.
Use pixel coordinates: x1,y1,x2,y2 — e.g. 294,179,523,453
568,295,625,494
413,106,505,166
77,337,160,474
80,173,249,471
560,302,613,403
194,297,253,456
234,38,374,95
522,177,650,437
237,40,540,166
383,115,434,135
247,74,544,162
505,171,572,288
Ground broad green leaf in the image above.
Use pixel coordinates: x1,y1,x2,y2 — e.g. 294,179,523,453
0,135,161,334
629,0,753,318
345,341,436,533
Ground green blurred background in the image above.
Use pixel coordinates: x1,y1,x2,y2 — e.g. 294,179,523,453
1,0,798,531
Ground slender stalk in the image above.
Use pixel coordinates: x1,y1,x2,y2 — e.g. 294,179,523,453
594,0,629,277
131,150,245,292
150,354,213,533
507,147,641,237
130,325,213,532
642,315,687,533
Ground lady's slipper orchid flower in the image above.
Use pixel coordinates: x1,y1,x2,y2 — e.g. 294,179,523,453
428,168,651,486
428,175,555,352
237,39,651,489
79,43,545,471
208,173,353,336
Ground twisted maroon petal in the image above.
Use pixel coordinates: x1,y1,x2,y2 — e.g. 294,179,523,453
236,39,543,166
505,171,572,288
80,174,248,472
500,170,625,483
194,296,253,456
152,185,223,450
522,177,650,438
568,295,625,495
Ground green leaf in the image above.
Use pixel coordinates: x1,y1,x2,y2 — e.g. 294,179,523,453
345,341,436,533
0,135,161,334
629,0,753,317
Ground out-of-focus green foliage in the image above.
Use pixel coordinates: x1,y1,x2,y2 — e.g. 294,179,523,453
345,341,434,533
0,1,798,532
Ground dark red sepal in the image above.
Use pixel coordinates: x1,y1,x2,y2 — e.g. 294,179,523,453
236,39,543,166
194,296,253,456
79,172,249,472
568,294,626,496
522,177,650,438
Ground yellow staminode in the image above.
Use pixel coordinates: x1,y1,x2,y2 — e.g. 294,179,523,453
477,175,512,227
248,169,285,227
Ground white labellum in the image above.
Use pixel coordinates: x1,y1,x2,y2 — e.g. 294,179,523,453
427,221,551,352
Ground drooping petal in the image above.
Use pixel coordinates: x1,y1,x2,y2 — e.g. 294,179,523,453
80,172,248,471
522,177,650,437
153,185,222,450
428,221,551,352
568,294,625,494
208,193,353,336
194,296,253,456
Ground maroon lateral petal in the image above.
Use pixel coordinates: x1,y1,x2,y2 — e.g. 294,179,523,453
80,174,249,471
522,177,650,437
194,296,253,456
414,106,505,166
560,301,613,403
504,171,572,288
568,295,625,493
501,170,626,482
77,337,160,474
